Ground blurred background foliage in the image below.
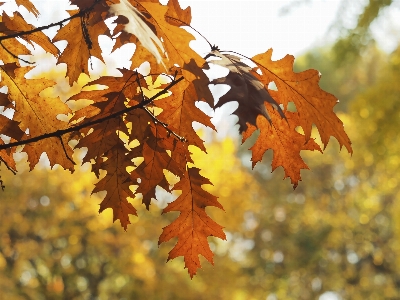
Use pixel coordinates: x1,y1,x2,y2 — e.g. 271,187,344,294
1,0,400,299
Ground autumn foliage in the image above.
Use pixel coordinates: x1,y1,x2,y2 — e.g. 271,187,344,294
0,0,352,277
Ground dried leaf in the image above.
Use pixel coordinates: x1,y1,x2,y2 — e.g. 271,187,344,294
165,0,191,26
252,49,352,153
156,73,215,152
242,108,322,187
209,50,285,132
159,167,226,278
94,141,137,230
130,124,184,208
53,6,110,84
0,16,30,64
0,66,73,170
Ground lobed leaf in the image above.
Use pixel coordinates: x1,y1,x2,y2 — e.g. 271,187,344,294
159,167,226,278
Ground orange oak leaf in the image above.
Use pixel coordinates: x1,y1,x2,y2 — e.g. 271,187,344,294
242,107,322,188
112,1,214,112
0,65,74,170
69,68,147,111
251,49,352,153
53,5,110,85
159,167,226,278
93,141,137,230
156,71,215,152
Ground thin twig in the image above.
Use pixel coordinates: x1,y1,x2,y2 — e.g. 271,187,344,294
0,76,184,151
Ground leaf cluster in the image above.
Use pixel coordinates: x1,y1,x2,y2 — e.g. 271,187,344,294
0,0,351,276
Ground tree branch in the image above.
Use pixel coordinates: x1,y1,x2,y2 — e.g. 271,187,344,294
0,76,184,151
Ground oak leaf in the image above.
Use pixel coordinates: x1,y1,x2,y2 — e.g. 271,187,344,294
69,69,147,166
93,141,137,230
125,1,204,74
0,115,24,141
251,49,352,153
156,72,215,152
0,115,23,172
242,108,322,187
159,167,226,278
165,0,191,27
53,5,110,85
210,49,352,186
0,65,74,170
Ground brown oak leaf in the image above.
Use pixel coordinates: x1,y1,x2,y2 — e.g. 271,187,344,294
93,141,137,230
209,50,286,132
130,123,184,209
